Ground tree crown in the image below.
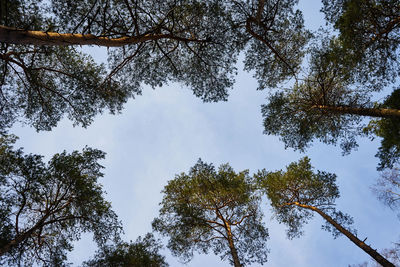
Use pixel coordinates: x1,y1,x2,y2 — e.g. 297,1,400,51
256,157,353,239
0,135,121,266
153,159,269,266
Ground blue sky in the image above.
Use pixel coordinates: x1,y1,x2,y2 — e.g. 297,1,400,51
10,1,400,266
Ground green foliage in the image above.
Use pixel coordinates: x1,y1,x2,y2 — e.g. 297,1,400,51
241,0,311,89
261,36,400,168
152,159,269,266
104,0,242,102
0,0,312,132
322,0,400,85
0,45,124,131
256,157,354,239
83,233,168,267
262,90,364,154
0,135,121,266
0,0,127,130
0,0,245,131
261,42,369,153
364,89,400,170
259,1,400,170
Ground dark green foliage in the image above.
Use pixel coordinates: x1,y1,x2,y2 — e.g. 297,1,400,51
365,89,400,170
83,233,168,267
322,0,400,85
104,0,242,102
0,135,121,266
262,37,400,168
152,159,269,266
0,45,124,131
261,42,369,153
260,1,400,170
241,0,311,89
262,90,364,154
256,157,354,239
0,0,128,130
0,0,244,131
0,0,311,132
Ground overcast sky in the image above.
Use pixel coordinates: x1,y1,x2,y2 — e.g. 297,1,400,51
10,1,400,266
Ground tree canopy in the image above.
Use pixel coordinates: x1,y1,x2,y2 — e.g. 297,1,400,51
256,0,400,170
0,0,242,130
256,157,395,266
152,159,269,267
322,0,400,84
0,135,121,266
261,33,400,169
1,1,399,265
364,89,400,169
83,233,168,267
256,157,350,239
0,0,310,132
241,0,311,89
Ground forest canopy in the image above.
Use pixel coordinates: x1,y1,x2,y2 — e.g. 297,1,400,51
1,0,400,266
1,0,398,169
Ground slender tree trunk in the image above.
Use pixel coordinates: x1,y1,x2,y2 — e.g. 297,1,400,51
225,224,242,267
294,202,395,267
312,105,400,118
0,25,207,47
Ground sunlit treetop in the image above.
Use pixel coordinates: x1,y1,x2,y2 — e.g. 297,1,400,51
256,157,354,239
256,157,395,266
153,159,269,267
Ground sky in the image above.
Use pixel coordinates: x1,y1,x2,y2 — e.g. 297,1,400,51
9,1,400,266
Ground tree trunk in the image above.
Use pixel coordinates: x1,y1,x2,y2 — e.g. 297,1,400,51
294,202,395,267
0,25,206,47
226,224,242,267
216,208,242,267
312,105,400,118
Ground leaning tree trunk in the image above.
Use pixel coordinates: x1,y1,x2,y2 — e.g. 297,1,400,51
0,25,207,47
294,202,395,267
312,105,400,118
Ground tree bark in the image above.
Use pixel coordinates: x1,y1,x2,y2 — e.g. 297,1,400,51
225,224,242,267
312,105,400,118
0,25,207,47
216,207,242,267
293,202,395,267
